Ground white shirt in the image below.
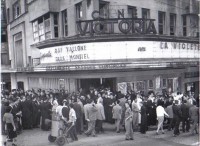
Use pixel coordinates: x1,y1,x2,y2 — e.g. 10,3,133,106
156,106,169,117
69,108,77,123
56,105,63,117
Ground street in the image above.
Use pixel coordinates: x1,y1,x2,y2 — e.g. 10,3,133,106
1,125,199,146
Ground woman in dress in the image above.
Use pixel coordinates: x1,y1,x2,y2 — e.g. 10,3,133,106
124,102,134,140
3,106,17,146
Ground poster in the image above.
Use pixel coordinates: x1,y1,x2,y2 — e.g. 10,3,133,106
117,82,127,95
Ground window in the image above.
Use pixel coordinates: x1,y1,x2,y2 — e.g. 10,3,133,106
53,13,59,38
142,8,150,30
170,13,176,35
76,2,83,20
13,0,21,19
158,11,165,34
99,1,109,31
14,32,23,67
99,1,109,18
7,8,10,23
62,10,68,36
142,8,150,19
128,6,137,18
1,53,9,65
32,13,51,42
148,80,153,89
136,81,145,91
182,15,187,36
162,79,167,88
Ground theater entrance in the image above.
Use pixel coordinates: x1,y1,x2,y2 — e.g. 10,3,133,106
78,78,116,93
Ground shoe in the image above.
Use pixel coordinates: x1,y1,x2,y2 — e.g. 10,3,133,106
125,138,129,140
156,132,159,135
130,138,134,140
116,131,120,133
162,132,165,134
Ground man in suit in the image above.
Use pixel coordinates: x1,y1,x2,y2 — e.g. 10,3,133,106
189,101,199,135
112,100,122,133
73,98,82,134
84,99,98,137
180,100,190,132
172,100,182,136
96,99,105,133
165,101,174,131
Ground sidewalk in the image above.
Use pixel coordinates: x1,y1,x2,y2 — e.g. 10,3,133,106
1,123,199,146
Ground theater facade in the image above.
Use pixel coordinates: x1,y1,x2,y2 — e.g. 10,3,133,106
5,0,199,96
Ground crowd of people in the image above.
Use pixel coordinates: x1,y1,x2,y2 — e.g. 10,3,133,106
1,87,199,145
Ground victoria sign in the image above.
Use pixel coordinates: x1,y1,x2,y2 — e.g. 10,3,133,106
76,10,157,36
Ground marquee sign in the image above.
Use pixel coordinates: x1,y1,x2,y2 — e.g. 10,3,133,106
76,10,157,36
39,41,199,64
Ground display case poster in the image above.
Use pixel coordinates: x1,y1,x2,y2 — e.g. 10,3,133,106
59,79,65,89
156,76,161,89
117,82,127,95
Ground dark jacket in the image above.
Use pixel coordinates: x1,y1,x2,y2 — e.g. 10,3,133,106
180,103,189,118
172,104,182,119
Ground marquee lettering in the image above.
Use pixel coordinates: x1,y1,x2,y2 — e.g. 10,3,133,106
77,10,157,36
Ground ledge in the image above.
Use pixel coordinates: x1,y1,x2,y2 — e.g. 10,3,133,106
32,34,199,49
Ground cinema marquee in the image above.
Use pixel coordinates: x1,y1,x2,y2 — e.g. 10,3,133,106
76,10,157,36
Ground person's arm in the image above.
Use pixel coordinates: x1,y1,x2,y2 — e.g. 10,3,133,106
163,108,169,117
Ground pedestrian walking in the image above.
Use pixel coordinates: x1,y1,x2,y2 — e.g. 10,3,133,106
67,103,78,141
156,101,169,134
124,102,134,140
180,100,190,132
172,100,182,137
132,98,139,131
165,101,174,131
140,101,148,134
112,100,122,133
3,106,17,146
84,99,98,137
189,101,199,135
96,99,105,133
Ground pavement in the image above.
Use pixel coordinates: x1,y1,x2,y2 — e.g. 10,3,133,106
1,123,199,146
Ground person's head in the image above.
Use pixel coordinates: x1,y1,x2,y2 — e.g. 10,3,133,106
98,99,103,104
193,101,197,106
74,98,77,103
5,106,12,113
174,100,179,105
69,103,74,109
116,100,120,105
125,102,130,108
97,93,101,98
183,100,187,104
148,91,154,98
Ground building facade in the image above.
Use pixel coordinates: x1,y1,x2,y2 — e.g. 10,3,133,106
1,0,11,91
4,0,200,96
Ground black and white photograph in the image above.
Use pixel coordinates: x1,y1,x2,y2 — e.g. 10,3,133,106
0,0,199,146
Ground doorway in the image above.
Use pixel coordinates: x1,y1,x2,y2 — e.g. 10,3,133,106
79,78,116,93
17,81,24,90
